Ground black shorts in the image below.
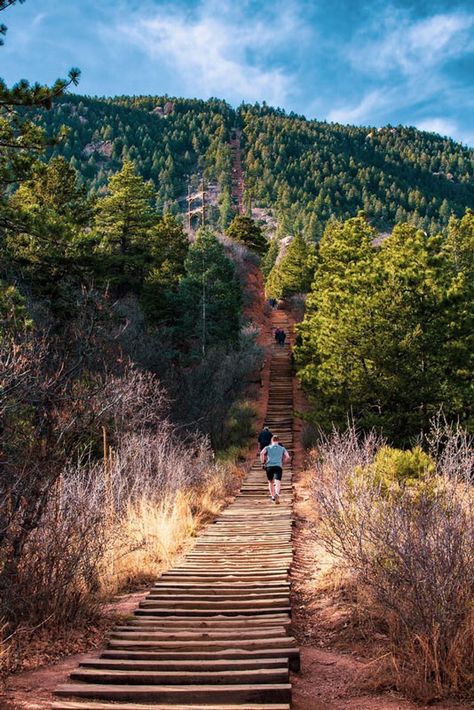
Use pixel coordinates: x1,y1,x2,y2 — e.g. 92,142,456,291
266,466,283,481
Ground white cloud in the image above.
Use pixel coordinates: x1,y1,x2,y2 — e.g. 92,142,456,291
5,11,47,54
349,10,474,77
323,6,474,143
327,90,391,124
416,117,458,137
416,117,474,146
106,0,305,107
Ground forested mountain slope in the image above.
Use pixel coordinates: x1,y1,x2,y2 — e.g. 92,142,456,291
36,95,474,235
241,106,474,237
36,94,234,210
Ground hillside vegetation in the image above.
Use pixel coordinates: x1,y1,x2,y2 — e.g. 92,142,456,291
33,95,473,235
35,94,234,212
242,106,473,237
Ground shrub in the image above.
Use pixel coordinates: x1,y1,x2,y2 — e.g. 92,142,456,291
0,366,240,674
169,329,262,448
313,425,474,702
301,421,318,451
356,445,436,494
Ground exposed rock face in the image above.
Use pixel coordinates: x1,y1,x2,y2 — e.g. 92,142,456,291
82,140,113,158
150,102,175,118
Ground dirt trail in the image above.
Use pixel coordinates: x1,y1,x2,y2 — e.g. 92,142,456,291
230,128,245,215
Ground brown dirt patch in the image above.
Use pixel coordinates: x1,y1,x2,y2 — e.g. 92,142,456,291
0,591,146,709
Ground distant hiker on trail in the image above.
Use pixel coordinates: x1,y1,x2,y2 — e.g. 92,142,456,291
260,435,291,504
275,329,286,346
257,425,273,452
268,298,277,309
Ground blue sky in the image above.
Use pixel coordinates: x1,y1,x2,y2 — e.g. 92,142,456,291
2,0,473,145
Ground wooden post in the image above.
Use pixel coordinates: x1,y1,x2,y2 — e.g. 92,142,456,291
187,184,191,231
102,426,115,581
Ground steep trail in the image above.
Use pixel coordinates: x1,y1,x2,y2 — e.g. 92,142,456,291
230,129,245,215
52,310,299,709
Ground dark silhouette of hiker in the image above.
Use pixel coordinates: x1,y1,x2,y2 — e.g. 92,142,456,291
257,425,273,452
276,329,286,346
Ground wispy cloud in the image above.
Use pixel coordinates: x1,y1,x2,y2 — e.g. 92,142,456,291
416,116,474,145
348,9,474,77
104,0,306,107
416,117,458,137
324,5,474,143
1,0,472,146
3,11,47,55
327,89,392,124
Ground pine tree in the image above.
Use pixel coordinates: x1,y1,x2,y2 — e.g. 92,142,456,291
295,214,377,429
218,188,234,230
265,233,315,299
4,156,91,306
0,1,80,252
295,212,474,442
142,214,190,323
11,156,90,224
226,215,267,255
94,160,155,255
176,229,241,357
261,237,279,279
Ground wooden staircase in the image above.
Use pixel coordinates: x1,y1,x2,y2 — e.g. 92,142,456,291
53,312,298,709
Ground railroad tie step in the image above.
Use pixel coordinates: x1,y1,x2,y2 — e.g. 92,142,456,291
69,667,290,685
54,682,292,704
53,702,290,710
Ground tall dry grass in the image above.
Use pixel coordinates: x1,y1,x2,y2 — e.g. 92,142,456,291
0,408,242,674
312,423,474,702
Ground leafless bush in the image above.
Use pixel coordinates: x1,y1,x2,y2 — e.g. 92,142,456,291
285,292,307,322
424,413,474,482
1,408,235,673
313,424,474,701
218,233,260,268
10,458,108,629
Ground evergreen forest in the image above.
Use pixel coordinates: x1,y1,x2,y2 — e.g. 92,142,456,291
30,95,473,236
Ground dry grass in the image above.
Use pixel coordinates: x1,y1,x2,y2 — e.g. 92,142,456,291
311,423,474,703
105,468,241,593
0,423,242,675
